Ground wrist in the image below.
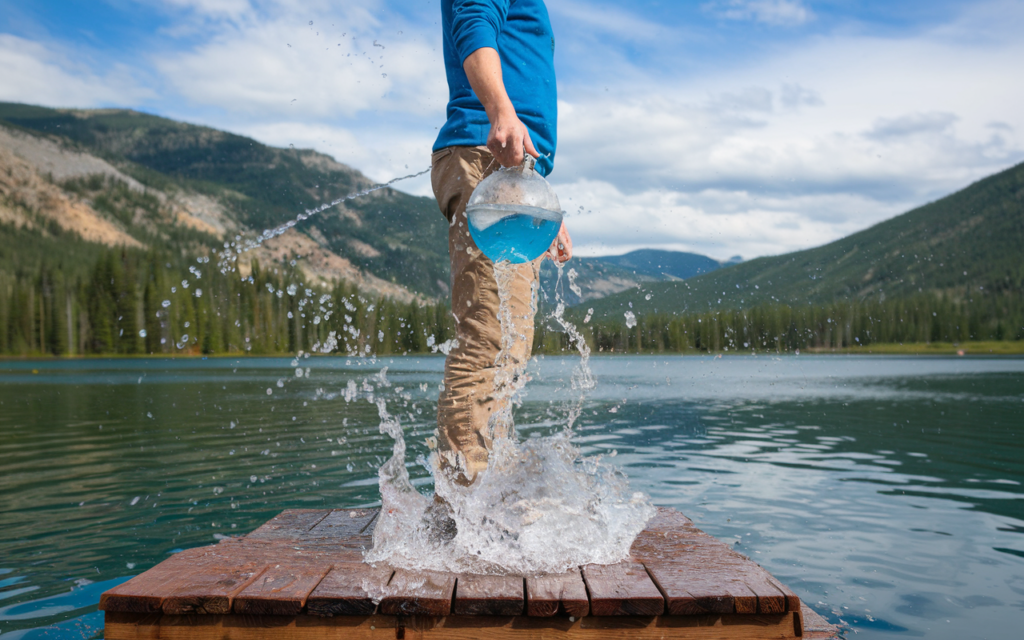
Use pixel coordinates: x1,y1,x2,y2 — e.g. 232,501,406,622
486,100,517,124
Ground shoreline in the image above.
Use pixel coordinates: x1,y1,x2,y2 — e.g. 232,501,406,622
1,340,1022,361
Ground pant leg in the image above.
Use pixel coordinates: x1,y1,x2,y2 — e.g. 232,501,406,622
430,146,540,486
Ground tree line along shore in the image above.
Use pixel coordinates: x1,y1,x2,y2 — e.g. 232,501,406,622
2,247,1022,358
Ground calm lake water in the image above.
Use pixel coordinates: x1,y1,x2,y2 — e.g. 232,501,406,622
1,355,1022,639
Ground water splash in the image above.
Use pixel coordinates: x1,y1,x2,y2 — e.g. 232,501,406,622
366,259,654,576
216,167,430,274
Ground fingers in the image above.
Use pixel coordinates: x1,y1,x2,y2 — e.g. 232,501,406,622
488,115,534,167
524,131,539,159
558,223,573,261
544,223,572,263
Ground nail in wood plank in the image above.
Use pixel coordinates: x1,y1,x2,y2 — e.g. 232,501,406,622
453,574,524,615
306,563,394,617
582,562,664,616
232,559,333,616
525,569,589,617
379,569,456,616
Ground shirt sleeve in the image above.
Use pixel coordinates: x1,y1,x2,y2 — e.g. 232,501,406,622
450,0,511,64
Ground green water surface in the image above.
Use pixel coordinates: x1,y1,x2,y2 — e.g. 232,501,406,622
0,355,1022,639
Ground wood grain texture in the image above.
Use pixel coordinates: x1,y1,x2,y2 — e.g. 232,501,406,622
99,547,213,613
582,562,664,616
105,612,802,639
379,569,456,616
644,507,695,533
245,510,331,541
454,574,524,616
308,509,378,540
101,505,808,631
526,569,590,617
232,559,332,616
639,523,795,615
306,563,394,617
159,544,267,615
800,603,842,639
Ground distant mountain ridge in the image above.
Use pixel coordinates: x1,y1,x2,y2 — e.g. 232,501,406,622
0,102,447,301
0,101,737,306
539,249,741,306
586,159,1024,320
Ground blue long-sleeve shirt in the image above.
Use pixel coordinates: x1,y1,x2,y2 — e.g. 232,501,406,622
433,0,557,177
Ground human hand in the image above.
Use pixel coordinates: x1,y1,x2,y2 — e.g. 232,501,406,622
487,107,540,168
544,221,572,263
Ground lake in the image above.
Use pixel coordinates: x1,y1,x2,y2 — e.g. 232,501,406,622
1,355,1022,639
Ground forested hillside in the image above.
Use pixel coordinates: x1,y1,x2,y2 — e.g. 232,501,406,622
2,101,1021,357
587,160,1024,319
0,102,452,297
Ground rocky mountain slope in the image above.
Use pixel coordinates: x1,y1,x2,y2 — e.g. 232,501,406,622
1,102,735,305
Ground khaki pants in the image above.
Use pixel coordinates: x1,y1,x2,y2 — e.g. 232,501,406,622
430,146,540,486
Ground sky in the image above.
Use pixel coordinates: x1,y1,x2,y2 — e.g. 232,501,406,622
2,0,1022,261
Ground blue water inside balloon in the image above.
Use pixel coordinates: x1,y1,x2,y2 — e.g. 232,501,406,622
467,205,562,264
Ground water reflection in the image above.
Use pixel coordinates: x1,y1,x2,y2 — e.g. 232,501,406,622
0,355,1022,638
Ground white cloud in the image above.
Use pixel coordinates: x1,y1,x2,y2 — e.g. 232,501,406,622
0,34,155,107
230,120,435,191
161,0,253,18
557,179,908,261
546,0,669,42
552,2,1024,257
703,0,814,26
155,11,446,120
3,0,1023,263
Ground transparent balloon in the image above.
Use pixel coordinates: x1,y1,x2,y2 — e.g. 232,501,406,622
466,156,563,264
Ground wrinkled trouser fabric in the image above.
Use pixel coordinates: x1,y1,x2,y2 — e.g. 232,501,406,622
430,146,540,486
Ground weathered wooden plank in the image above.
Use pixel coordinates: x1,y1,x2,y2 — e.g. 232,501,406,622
306,563,394,617
582,562,664,616
453,574,524,616
630,531,702,564
644,507,695,533
644,563,750,615
100,547,214,613
379,569,456,616
308,509,378,539
639,521,794,615
245,509,331,541
799,603,841,639
105,612,803,639
237,538,368,562
765,575,801,613
159,544,267,615
525,569,589,617
232,559,332,616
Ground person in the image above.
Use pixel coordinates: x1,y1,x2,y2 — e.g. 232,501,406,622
430,0,572,493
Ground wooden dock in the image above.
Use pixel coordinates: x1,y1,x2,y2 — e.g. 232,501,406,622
100,507,839,639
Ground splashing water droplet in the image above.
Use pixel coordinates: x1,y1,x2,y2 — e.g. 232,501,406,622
161,300,171,308
139,329,147,338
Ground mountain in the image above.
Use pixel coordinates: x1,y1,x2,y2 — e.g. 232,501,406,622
0,102,449,301
539,249,741,305
586,160,1024,319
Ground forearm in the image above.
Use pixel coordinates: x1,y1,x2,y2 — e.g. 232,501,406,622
463,47,515,123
